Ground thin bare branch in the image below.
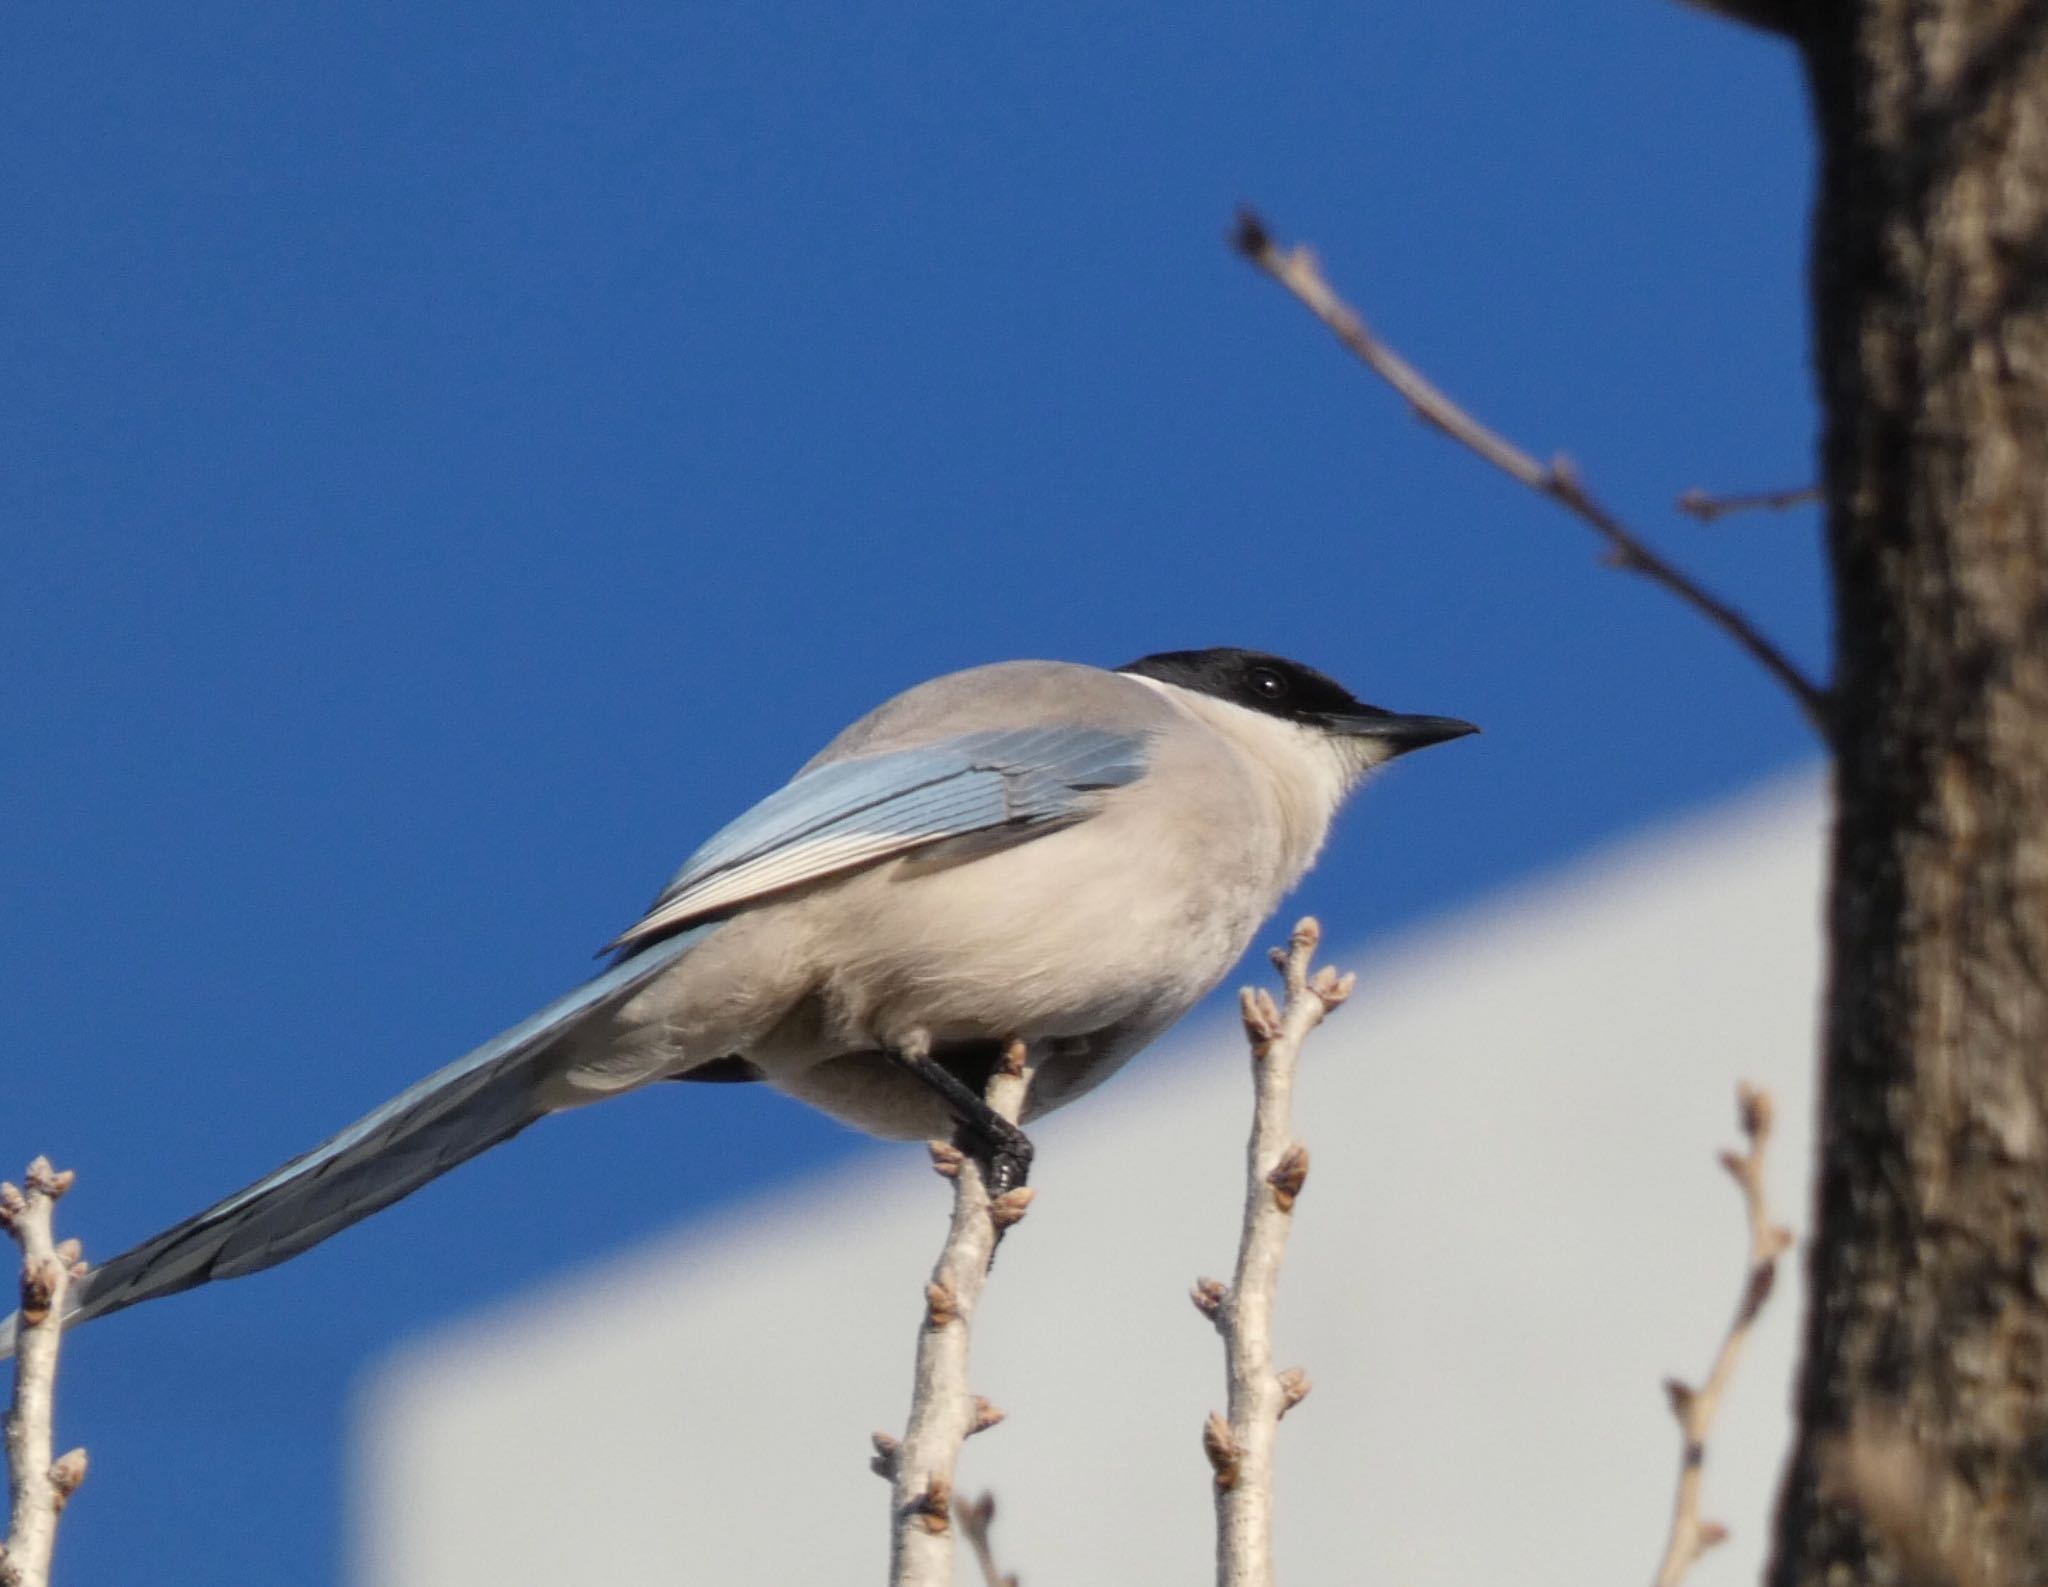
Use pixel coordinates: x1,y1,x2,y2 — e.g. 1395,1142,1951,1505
1202,919,1353,1587
1677,484,1821,523
885,1043,1035,1587
1230,209,1832,742
1652,1086,1795,1587
956,1490,1021,1587
1,1160,86,1587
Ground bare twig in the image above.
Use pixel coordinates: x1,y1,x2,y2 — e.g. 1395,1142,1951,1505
1677,484,1821,523
885,1043,1035,1587
1,1160,87,1587
1652,1086,1795,1587
956,1491,1020,1587
1200,919,1352,1587
1229,209,1832,742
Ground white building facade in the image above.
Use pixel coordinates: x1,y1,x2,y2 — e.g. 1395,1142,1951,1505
355,772,1826,1586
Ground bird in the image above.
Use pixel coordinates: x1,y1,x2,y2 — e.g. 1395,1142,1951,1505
2,646,1474,1352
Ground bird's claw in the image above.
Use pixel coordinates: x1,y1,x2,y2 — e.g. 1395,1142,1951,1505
987,1142,1033,1197
956,1121,1034,1196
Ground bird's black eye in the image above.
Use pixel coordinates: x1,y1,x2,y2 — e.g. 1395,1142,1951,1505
1248,666,1288,701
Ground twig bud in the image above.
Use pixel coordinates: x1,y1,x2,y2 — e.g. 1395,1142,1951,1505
927,1140,965,1179
998,1039,1030,1079
1309,966,1357,1007
1277,1367,1313,1418
910,1475,953,1535
1664,1378,1697,1421
1190,1276,1229,1321
925,1281,960,1329
1738,1260,1780,1324
869,1432,901,1479
1737,1083,1773,1140
1203,1411,1241,1490
989,1187,1034,1230
19,1256,60,1327
48,1449,88,1511
968,1397,1006,1436
1239,987,1282,1057
1230,208,1273,260
1267,1144,1311,1212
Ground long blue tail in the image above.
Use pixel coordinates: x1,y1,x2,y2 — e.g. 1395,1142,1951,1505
1,930,703,1356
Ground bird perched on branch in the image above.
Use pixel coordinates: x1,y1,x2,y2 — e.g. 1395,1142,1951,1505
3,647,1473,1350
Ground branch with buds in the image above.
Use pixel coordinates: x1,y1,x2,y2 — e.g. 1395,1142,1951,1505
1,1160,87,1587
1194,919,1352,1587
1676,485,1819,523
1652,1086,1794,1587
878,1043,1035,1587
1229,209,1830,742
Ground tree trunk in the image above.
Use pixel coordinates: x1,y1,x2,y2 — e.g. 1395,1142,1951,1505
1774,6,2048,1585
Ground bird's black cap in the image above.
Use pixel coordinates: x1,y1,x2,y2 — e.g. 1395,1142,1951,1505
1118,646,1477,751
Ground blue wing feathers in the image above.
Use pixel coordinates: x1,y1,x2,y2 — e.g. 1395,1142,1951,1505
616,726,1150,949
668,726,1147,891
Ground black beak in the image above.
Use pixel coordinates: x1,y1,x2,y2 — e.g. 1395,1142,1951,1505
1326,711,1480,756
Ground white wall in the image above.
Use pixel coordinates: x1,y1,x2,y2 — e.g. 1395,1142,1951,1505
354,771,1827,1586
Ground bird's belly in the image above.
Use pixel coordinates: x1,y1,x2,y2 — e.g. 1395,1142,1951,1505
578,795,1282,1136
797,821,1266,1053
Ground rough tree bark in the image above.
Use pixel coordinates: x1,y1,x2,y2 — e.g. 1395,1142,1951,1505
1775,7,2048,1585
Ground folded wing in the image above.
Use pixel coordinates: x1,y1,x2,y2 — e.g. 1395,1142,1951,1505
606,725,1151,953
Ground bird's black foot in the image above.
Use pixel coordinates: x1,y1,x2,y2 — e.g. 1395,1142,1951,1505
956,1116,1034,1196
889,1038,1036,1194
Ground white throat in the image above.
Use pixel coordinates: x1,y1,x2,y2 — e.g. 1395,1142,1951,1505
1131,675,1375,888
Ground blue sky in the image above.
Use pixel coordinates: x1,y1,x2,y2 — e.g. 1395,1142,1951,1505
1,5,1820,1582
